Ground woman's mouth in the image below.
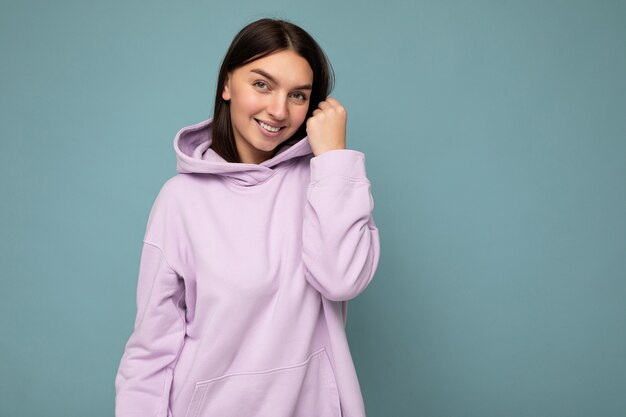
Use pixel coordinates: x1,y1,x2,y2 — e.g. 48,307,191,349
255,119,284,133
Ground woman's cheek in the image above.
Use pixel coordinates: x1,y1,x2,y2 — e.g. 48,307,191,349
243,94,262,111
294,106,308,126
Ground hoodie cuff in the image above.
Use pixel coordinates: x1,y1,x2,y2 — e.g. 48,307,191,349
309,149,368,183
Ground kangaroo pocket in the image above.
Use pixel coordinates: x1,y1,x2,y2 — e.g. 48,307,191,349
184,347,341,417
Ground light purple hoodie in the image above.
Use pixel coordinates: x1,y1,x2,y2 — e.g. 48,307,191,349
114,118,381,417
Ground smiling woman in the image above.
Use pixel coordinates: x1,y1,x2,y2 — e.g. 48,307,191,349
210,18,335,164
222,49,313,164
114,18,381,417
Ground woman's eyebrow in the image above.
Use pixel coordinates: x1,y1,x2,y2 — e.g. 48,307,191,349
250,68,312,90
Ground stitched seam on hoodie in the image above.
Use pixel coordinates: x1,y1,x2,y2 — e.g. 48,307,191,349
169,289,189,406
162,290,188,413
223,171,278,187
194,347,328,386
141,240,188,413
143,240,182,277
309,176,371,187
222,158,299,187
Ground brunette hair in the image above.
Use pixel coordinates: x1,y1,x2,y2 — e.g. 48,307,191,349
210,18,334,163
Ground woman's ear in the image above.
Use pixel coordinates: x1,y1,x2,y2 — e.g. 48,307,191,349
222,74,231,101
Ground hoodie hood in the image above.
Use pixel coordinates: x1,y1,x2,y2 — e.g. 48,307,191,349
173,118,313,186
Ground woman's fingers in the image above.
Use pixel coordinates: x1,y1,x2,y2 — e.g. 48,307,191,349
306,96,347,155
317,97,340,110
324,97,341,107
317,100,331,110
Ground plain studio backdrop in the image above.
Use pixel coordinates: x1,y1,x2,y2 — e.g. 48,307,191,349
1,1,625,416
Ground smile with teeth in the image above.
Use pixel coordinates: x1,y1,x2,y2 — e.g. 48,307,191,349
256,119,284,133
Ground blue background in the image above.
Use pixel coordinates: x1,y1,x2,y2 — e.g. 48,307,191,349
1,1,625,416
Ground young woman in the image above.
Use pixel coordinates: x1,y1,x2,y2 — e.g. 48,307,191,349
115,18,381,417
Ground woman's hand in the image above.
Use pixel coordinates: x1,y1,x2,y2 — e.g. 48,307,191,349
306,97,347,156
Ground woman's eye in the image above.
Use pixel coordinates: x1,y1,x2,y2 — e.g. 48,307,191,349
253,81,269,90
290,92,307,102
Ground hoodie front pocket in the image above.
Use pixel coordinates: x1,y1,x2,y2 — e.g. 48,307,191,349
184,347,341,417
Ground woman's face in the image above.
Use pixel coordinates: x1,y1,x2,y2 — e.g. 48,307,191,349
222,49,314,164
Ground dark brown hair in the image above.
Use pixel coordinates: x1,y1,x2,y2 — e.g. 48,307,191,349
210,18,334,163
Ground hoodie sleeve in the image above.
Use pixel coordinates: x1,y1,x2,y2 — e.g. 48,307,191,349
302,149,381,302
114,240,186,417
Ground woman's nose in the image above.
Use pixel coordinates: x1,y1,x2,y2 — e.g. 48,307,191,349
267,94,288,121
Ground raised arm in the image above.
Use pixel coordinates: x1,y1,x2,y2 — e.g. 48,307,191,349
302,149,381,302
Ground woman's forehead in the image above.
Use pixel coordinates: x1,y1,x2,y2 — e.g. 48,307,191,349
238,50,313,85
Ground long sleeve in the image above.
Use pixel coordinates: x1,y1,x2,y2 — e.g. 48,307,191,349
302,149,381,302
115,240,187,417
